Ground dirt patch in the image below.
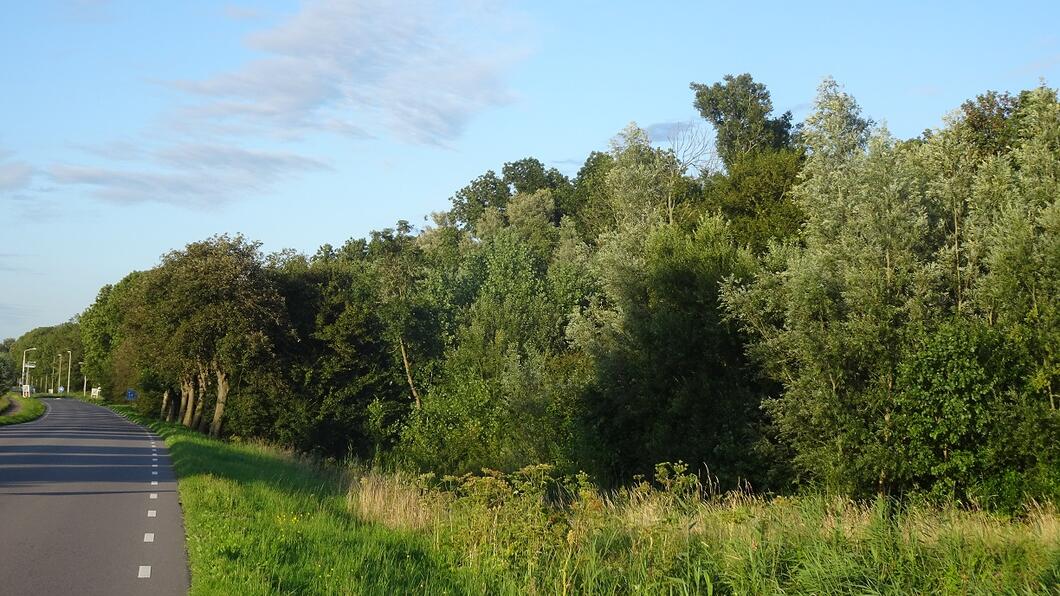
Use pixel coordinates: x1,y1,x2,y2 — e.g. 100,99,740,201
0,398,23,417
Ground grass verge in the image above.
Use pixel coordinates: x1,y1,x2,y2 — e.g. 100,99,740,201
108,405,470,595
0,393,47,425
100,403,1060,595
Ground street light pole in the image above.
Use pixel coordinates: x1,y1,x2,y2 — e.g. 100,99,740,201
21,347,37,388
57,352,63,394
66,351,72,395
79,361,86,396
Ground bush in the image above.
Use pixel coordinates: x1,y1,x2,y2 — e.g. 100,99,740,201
894,320,1060,507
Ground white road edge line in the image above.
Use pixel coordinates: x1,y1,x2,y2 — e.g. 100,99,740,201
138,565,151,579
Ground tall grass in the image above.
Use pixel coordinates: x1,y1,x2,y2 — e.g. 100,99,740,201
348,463,1060,595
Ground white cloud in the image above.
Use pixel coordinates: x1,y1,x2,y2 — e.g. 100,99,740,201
49,145,328,206
175,0,523,145
43,0,527,207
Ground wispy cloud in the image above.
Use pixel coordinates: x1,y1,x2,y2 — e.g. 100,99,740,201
173,0,523,145
42,0,527,207
0,149,34,193
49,144,329,206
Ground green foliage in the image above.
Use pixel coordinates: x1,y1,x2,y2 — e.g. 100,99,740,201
19,77,1058,520
8,322,83,394
80,273,142,399
726,79,1060,502
577,217,781,488
690,73,793,167
701,147,804,252
893,321,1059,506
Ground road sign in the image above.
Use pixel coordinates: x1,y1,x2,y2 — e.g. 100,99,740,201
22,384,31,398
125,389,137,401
24,362,36,368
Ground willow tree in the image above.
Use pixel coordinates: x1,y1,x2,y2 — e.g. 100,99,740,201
725,80,1060,501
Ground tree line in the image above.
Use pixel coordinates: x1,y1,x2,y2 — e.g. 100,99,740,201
7,75,1059,508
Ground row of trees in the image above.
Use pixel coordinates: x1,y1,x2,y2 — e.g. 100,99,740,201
9,75,1059,508
4,325,84,393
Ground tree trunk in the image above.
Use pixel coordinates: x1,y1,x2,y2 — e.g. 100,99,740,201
193,368,209,432
209,368,229,438
159,389,170,421
398,337,421,409
175,380,188,423
168,390,180,422
181,378,196,427
191,399,205,431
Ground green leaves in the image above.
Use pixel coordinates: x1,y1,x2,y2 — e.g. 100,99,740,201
691,73,793,167
726,80,1060,502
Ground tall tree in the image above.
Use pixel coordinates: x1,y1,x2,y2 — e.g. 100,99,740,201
690,73,793,167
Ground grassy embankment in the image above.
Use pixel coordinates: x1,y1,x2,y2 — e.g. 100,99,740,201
109,404,1059,595
0,391,47,425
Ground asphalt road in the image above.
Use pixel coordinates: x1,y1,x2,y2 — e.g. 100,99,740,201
0,398,189,595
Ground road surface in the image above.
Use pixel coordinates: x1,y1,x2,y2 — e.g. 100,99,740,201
0,398,189,595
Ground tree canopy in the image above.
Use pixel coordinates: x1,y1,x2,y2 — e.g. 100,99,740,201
9,75,1056,511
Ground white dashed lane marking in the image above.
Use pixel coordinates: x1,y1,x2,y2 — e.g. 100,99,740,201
150,493,158,499
144,533,155,543
151,481,158,486
147,510,157,518
138,566,151,579
152,471,158,475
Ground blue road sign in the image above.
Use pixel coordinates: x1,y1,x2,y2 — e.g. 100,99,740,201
125,389,137,401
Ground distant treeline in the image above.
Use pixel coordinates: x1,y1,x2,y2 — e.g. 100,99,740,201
7,76,1059,509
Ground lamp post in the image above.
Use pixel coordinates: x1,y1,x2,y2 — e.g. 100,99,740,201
21,347,37,388
57,352,63,394
79,361,86,396
66,351,72,395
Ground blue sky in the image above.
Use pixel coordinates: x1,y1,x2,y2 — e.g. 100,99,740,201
2,0,1058,339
